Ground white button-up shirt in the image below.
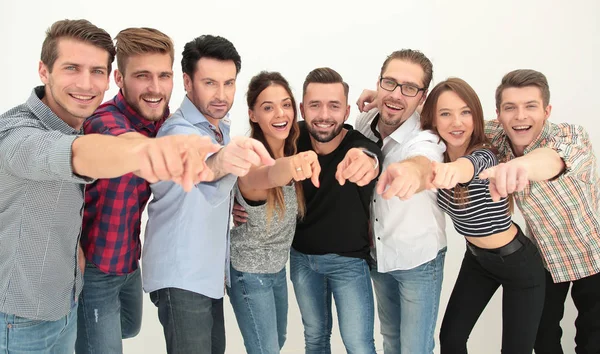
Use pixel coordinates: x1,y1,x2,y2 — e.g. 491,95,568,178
355,109,447,272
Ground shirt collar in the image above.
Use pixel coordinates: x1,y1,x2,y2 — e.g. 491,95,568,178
495,120,553,158
523,121,553,154
385,110,420,144
26,86,80,134
114,90,167,132
179,95,230,131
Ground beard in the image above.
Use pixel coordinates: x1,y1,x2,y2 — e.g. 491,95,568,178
122,84,169,122
306,119,344,143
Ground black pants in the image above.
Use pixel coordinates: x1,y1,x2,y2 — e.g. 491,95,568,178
534,270,600,354
440,230,546,354
150,288,225,354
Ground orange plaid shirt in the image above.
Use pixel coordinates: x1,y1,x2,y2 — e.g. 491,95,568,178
486,120,600,283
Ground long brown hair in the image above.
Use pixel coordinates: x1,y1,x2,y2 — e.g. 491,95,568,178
246,71,306,223
421,78,511,210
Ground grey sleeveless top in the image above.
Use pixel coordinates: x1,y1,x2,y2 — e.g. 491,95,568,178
230,183,298,273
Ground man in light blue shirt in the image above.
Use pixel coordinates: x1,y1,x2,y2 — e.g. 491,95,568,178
142,35,273,354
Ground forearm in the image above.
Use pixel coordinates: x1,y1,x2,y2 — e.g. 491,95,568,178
71,134,148,178
240,157,293,190
454,158,476,184
205,149,230,181
404,156,432,192
519,147,565,181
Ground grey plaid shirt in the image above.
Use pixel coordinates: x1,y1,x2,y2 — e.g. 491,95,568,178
0,86,92,321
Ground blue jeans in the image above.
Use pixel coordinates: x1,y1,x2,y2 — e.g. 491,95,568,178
75,262,143,354
0,308,77,353
370,247,446,354
228,265,288,354
150,287,225,354
289,248,376,354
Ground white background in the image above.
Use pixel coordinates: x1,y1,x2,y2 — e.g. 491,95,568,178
1,0,598,353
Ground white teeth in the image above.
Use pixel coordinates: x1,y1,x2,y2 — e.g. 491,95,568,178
143,97,161,103
450,131,464,135
385,103,402,110
71,94,93,100
513,125,530,130
316,123,332,128
272,122,287,127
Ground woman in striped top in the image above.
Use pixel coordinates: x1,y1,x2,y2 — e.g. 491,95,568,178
420,78,546,354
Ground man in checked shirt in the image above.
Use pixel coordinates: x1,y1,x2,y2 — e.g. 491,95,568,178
0,20,218,353
75,27,176,353
479,69,600,354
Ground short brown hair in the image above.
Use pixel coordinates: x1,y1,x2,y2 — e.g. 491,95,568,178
115,27,175,74
495,69,550,110
40,19,115,74
380,49,433,90
302,67,349,99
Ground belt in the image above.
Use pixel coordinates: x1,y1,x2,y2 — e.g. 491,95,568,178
466,232,527,257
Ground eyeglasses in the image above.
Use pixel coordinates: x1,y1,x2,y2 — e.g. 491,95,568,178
379,78,425,97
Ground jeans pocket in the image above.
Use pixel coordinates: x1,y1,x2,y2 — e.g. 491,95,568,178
11,316,46,329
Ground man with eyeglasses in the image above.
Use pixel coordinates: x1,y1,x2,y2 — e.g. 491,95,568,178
354,49,447,354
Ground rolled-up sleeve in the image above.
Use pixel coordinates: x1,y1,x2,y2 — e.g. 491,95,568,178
403,130,446,162
547,124,595,180
0,125,91,183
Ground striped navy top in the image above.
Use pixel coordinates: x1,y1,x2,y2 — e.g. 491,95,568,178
437,149,512,237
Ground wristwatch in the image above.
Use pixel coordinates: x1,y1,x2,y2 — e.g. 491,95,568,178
360,149,379,170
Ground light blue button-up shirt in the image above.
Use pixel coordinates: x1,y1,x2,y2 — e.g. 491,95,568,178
142,96,236,299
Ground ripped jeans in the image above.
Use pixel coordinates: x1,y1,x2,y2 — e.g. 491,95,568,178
75,262,143,354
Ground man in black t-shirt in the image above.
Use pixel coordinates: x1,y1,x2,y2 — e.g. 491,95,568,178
290,67,382,353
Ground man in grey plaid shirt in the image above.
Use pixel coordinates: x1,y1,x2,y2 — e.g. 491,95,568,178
0,19,219,353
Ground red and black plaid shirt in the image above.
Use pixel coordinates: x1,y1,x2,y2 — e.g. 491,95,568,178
81,91,167,275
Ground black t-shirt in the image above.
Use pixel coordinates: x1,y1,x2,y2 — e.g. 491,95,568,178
292,121,383,260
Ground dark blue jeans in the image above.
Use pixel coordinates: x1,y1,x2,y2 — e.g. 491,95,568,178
76,262,143,354
150,287,225,354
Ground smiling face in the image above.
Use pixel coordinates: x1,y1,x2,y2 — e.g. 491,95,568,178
376,59,427,129
250,84,295,144
116,52,173,121
497,86,551,156
38,38,110,129
434,90,474,158
300,82,350,143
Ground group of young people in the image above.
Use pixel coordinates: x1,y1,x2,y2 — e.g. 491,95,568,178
0,18,598,354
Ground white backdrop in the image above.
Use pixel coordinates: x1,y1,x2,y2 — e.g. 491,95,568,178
1,0,598,353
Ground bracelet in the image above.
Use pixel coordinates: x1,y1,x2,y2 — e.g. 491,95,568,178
360,149,379,170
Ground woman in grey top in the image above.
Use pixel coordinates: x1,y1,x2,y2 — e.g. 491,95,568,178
228,71,320,354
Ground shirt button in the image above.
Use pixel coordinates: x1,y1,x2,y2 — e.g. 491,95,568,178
7,324,12,329
375,218,378,222
377,237,381,240
373,199,376,203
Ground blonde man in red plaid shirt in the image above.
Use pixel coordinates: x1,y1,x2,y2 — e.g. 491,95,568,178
481,69,599,354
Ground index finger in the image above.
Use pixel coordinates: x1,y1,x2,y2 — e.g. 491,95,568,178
376,170,391,195
310,160,321,188
478,166,495,180
246,139,275,166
